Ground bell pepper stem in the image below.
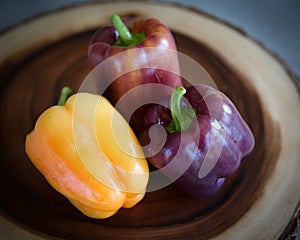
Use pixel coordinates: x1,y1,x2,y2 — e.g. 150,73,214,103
166,86,196,133
171,86,186,131
57,87,73,106
111,14,133,46
111,14,145,47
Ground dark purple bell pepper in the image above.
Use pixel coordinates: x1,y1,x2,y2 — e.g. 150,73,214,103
140,84,255,197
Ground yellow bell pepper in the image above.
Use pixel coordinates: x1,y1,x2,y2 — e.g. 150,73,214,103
25,87,149,219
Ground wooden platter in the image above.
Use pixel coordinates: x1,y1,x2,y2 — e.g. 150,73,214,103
0,1,299,239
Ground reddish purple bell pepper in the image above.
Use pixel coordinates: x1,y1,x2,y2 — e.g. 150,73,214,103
88,15,182,133
140,84,255,197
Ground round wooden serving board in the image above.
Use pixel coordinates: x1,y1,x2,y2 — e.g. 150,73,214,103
0,1,299,239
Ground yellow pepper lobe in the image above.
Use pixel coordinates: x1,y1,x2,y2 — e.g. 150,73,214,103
25,93,149,219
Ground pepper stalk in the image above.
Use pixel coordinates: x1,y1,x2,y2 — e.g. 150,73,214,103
57,87,73,106
166,86,196,133
111,14,146,47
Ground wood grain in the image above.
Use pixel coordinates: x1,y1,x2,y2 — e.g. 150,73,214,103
0,2,299,239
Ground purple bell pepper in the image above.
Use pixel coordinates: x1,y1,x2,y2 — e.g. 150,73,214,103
140,84,255,197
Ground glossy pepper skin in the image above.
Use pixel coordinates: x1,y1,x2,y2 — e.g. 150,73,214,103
88,15,182,133
25,88,149,219
140,84,255,197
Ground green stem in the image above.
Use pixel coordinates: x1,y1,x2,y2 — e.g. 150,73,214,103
111,14,133,46
57,87,73,106
170,86,186,131
166,86,196,133
111,14,146,47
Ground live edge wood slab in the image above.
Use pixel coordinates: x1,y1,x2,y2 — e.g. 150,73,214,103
0,1,299,240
